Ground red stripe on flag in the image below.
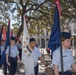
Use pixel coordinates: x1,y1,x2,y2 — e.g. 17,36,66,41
2,25,7,40
8,20,12,37
8,19,10,26
55,0,61,16
25,16,28,25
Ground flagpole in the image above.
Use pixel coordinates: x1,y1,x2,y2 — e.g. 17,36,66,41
8,20,11,75
59,16,64,75
55,0,64,75
57,2,64,75
56,6,64,75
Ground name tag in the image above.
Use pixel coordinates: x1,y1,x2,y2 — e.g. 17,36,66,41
63,55,67,57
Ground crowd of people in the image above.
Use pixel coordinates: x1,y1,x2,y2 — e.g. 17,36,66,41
0,32,76,75
0,36,48,75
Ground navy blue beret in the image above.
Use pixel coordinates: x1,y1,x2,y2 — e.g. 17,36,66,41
61,32,71,39
10,37,16,40
30,38,36,42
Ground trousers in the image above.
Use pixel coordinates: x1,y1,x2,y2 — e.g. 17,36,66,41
18,49,22,60
59,70,72,75
9,57,17,75
34,63,38,75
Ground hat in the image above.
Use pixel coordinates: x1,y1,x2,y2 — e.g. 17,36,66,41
10,37,16,41
61,32,71,39
30,38,36,42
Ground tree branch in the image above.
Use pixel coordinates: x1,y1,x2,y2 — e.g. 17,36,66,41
25,0,47,13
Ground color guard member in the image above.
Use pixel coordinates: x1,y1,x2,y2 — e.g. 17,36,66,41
29,38,48,75
52,32,76,75
5,37,20,75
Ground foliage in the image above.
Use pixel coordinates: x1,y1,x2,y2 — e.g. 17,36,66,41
0,0,76,36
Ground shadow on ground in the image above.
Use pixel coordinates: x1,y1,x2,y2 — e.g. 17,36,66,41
0,54,75,75
16,54,76,75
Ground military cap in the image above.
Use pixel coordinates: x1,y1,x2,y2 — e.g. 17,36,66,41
10,37,16,41
29,38,36,42
61,32,71,39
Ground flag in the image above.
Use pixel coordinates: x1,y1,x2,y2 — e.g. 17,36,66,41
0,31,1,39
2,25,7,40
0,20,11,63
55,0,61,15
0,51,6,64
0,30,1,56
48,6,60,52
0,25,4,40
22,16,34,75
0,25,6,64
5,20,10,49
0,20,10,64
50,5,64,74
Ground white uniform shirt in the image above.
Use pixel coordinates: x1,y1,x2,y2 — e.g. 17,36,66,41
32,47,41,67
52,47,74,72
17,43,22,49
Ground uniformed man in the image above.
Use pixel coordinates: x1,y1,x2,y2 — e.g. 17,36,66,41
17,41,22,60
29,38,48,75
5,37,20,75
52,32,76,75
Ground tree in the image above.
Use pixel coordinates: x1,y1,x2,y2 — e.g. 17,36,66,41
0,0,53,37
0,0,76,37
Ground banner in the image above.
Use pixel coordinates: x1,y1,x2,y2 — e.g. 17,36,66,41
22,16,34,75
48,6,60,52
2,25,7,40
0,25,7,64
5,20,10,49
55,0,61,15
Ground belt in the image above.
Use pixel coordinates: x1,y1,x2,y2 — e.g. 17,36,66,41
59,70,71,73
10,57,17,59
66,70,71,72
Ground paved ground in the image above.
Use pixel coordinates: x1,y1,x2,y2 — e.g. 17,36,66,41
15,54,53,75
0,54,76,75
0,54,52,75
